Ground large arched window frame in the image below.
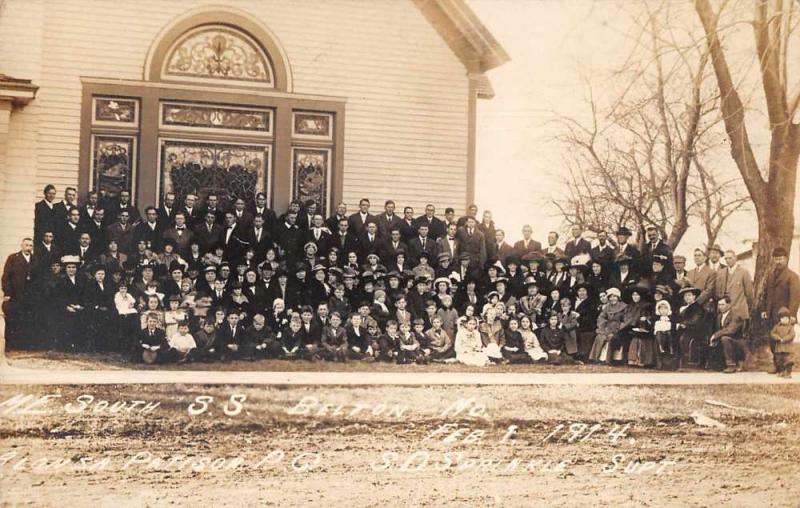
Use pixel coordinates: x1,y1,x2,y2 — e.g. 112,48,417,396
79,7,344,215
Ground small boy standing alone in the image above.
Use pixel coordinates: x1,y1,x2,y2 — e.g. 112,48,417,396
770,307,795,378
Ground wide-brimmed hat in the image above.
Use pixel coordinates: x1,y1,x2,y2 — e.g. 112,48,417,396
60,255,80,266
679,286,701,298
708,244,724,255
654,284,673,297
523,276,539,289
433,276,451,288
623,285,650,303
606,287,622,298
521,252,543,263
615,255,633,266
652,254,669,265
616,226,633,237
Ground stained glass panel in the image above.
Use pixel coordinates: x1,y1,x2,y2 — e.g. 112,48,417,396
93,97,138,126
92,136,135,198
161,102,272,135
164,26,274,87
160,140,269,209
293,112,333,140
292,148,330,213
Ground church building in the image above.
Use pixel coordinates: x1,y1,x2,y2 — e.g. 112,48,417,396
0,0,508,262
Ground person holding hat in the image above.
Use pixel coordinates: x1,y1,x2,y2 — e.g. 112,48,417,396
761,246,800,331
769,307,795,377
589,287,628,363
676,286,707,368
138,311,169,364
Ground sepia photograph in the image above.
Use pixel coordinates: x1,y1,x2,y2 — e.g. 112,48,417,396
0,0,798,505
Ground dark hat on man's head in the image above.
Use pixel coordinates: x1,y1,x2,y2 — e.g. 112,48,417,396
616,226,633,236
505,256,520,267
654,284,673,297
652,254,669,264
523,276,539,289
708,244,724,254
778,307,792,318
773,247,788,258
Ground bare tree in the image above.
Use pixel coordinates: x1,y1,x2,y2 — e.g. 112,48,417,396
553,2,747,249
694,0,800,309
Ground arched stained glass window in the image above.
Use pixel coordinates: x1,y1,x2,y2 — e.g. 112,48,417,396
162,25,275,87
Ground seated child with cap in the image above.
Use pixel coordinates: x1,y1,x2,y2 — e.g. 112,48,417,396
396,321,424,364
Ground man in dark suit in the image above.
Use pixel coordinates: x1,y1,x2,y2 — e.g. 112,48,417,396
105,190,140,227
81,208,108,250
33,231,60,279
456,204,479,229
2,238,34,348
710,296,747,373
564,225,592,259
379,228,408,264
106,209,136,254
414,204,446,241
275,212,304,265
488,229,514,265
326,202,348,234
297,200,318,231
162,212,195,258
73,232,99,268
230,198,254,230
542,231,565,257
78,191,100,225
513,224,542,259
408,223,440,266
348,198,376,237
157,192,177,225
590,230,615,273
332,217,360,257
200,193,225,225
376,200,403,239
181,193,201,229
34,184,60,243
244,213,274,263
304,214,332,256
614,226,642,268
640,225,674,278
53,187,79,223
193,210,224,255
59,207,83,254
456,216,487,268
399,206,418,243
249,192,279,234
358,221,382,262
134,206,163,252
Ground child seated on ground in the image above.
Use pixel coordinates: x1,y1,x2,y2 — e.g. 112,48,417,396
538,312,572,364
770,307,795,378
346,313,373,360
248,314,280,360
378,320,400,362
502,317,531,364
396,321,423,364
424,316,455,362
167,321,196,363
280,315,307,359
454,315,490,366
139,312,169,364
194,319,218,361
519,315,548,362
321,312,348,362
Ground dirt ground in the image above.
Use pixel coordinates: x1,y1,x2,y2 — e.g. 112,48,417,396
0,383,798,507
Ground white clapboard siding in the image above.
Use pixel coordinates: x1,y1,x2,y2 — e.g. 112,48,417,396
0,0,470,268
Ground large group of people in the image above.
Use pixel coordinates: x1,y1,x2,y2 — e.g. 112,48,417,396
2,185,798,376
